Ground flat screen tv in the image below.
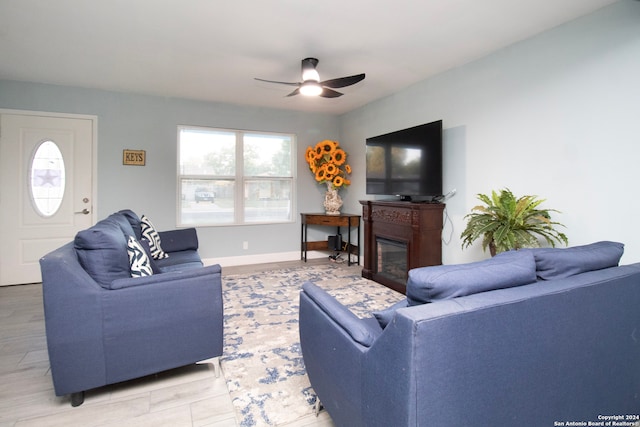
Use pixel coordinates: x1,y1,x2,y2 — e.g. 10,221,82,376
366,120,443,201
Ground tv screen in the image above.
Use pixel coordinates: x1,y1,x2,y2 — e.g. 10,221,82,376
366,120,443,200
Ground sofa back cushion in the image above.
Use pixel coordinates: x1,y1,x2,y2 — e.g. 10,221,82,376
106,212,136,239
406,250,537,306
117,209,142,240
528,241,624,280
74,219,130,288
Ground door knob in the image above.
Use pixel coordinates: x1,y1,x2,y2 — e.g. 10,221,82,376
75,209,90,215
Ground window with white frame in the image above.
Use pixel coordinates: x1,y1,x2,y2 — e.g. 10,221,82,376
178,126,295,226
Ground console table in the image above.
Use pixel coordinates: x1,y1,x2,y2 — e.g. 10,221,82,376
300,213,360,266
360,201,444,293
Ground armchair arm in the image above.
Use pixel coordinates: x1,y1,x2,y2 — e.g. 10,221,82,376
299,282,381,427
301,282,379,346
158,228,198,253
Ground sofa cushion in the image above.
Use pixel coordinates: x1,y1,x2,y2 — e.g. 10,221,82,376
154,250,203,273
106,212,136,239
117,209,142,240
528,241,624,280
140,215,168,260
406,250,537,306
158,228,199,253
127,236,153,278
74,219,131,288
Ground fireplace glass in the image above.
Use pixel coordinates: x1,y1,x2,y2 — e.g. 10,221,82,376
376,238,408,283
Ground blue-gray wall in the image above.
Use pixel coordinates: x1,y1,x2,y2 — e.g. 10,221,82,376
2,0,639,265
0,82,339,261
341,0,640,264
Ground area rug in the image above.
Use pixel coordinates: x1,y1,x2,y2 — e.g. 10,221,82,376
220,264,404,427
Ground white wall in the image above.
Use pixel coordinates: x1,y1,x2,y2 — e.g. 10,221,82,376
340,0,640,265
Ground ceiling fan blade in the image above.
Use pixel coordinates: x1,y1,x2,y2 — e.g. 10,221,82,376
319,88,343,98
320,73,365,89
286,88,300,97
254,78,301,87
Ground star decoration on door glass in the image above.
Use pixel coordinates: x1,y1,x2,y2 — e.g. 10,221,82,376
33,169,62,188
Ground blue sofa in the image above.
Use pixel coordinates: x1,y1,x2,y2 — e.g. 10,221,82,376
40,210,223,406
299,242,640,426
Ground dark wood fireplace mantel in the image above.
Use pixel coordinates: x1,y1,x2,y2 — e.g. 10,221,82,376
360,200,444,294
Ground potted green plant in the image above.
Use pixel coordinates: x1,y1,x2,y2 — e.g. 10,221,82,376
461,188,568,256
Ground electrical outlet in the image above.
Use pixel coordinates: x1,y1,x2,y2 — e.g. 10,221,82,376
243,241,249,250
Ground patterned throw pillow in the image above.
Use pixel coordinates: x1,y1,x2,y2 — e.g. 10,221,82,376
127,235,154,277
140,215,169,260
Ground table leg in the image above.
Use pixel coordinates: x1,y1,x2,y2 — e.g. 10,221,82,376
301,222,307,262
347,223,352,266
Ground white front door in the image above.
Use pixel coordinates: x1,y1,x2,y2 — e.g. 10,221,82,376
0,112,96,286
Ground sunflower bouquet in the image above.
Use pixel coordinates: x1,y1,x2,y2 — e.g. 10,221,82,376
305,140,352,190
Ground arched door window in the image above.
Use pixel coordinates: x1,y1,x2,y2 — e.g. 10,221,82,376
29,140,66,217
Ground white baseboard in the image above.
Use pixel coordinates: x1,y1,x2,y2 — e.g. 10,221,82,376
203,250,329,268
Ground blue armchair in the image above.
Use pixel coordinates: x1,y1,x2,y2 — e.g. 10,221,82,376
40,211,223,406
299,243,640,426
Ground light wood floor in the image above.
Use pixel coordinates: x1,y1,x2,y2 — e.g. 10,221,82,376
0,259,339,427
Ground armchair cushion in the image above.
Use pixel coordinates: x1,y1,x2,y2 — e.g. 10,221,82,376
406,250,537,306
74,219,130,288
528,241,624,280
373,298,408,329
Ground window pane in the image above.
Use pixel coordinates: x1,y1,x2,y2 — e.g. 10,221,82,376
178,126,295,227
244,134,292,177
244,179,292,223
30,140,65,217
179,128,236,176
180,179,235,225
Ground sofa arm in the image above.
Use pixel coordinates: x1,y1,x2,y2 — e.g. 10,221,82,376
158,228,198,253
110,264,220,290
101,263,223,384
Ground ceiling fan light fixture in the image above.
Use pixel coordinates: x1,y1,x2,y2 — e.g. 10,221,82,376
300,81,323,96
301,68,320,82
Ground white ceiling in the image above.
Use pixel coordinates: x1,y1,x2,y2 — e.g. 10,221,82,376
0,0,619,115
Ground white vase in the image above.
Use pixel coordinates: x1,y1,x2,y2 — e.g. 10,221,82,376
323,182,343,215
